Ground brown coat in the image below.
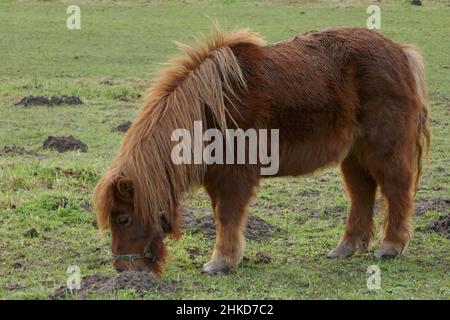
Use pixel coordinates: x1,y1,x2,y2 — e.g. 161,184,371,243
93,26,430,274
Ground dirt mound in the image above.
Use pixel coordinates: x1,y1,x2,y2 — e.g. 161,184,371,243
42,136,87,153
323,205,347,215
0,146,42,157
183,210,280,241
15,95,83,107
49,271,177,299
415,198,450,216
79,200,92,212
254,252,272,264
373,198,450,216
24,228,39,238
112,121,132,133
59,168,82,177
425,214,450,239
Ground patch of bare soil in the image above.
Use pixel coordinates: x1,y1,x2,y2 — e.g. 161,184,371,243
12,261,24,270
186,246,203,260
15,95,83,107
49,271,177,299
24,228,39,238
425,214,450,239
0,146,43,157
4,283,25,291
100,78,115,85
254,252,272,264
112,121,132,133
415,198,450,216
61,168,82,177
323,205,347,215
373,198,450,216
42,136,87,153
79,200,92,212
183,210,280,241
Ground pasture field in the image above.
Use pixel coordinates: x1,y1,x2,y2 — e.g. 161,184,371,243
0,0,449,299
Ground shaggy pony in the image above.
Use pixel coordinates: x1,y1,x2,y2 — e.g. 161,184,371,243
93,25,429,275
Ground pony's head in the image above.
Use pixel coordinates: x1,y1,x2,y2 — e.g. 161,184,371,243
93,170,182,275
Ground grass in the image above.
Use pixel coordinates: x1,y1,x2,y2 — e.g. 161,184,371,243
0,0,449,299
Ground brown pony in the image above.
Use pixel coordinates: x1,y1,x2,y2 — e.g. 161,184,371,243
93,25,430,275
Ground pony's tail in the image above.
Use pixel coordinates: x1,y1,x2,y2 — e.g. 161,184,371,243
400,44,431,193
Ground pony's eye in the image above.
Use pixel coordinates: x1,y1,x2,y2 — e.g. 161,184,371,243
117,217,129,225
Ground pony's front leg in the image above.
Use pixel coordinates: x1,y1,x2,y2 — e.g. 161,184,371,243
202,179,256,275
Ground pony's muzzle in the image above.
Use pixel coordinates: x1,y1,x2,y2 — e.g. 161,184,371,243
113,258,157,274
113,259,131,273
113,260,128,273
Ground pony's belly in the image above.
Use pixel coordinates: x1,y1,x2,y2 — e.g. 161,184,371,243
274,140,352,177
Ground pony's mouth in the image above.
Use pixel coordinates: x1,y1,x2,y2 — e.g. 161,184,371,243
113,258,158,274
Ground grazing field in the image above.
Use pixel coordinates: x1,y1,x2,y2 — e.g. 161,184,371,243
0,0,449,299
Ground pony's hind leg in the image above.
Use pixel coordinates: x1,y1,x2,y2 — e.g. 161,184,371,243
328,154,377,259
359,124,416,260
202,170,257,275
371,156,415,260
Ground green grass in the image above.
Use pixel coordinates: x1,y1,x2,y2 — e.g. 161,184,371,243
0,0,449,299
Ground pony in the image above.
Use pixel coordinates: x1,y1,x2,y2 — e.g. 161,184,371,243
93,25,430,275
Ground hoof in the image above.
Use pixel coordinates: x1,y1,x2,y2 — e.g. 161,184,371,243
327,242,357,259
202,259,230,275
373,247,399,260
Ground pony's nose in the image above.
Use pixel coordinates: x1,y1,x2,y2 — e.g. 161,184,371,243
114,263,128,273
133,265,144,272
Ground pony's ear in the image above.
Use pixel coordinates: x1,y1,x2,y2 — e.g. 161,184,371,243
113,176,134,204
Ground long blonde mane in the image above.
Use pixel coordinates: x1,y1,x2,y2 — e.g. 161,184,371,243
94,25,265,230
